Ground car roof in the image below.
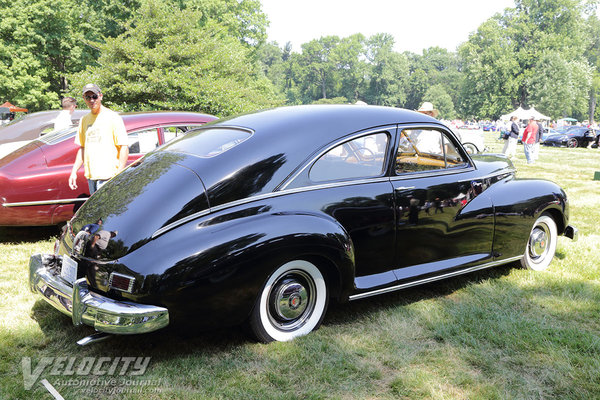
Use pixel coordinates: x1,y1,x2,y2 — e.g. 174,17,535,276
119,111,216,131
165,105,442,204
36,111,216,146
0,110,87,145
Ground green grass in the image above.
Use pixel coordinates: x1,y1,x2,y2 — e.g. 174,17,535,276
1,135,599,399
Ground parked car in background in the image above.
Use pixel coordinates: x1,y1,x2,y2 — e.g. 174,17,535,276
28,105,577,345
455,128,485,154
0,112,216,226
0,110,88,158
518,127,558,144
543,126,597,148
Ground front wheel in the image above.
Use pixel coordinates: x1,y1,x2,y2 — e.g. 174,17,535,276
521,214,558,271
249,260,328,342
566,138,578,148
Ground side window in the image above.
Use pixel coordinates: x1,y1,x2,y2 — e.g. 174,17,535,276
396,129,466,174
310,132,388,182
128,128,159,154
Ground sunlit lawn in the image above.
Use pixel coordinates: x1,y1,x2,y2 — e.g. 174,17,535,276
1,134,599,399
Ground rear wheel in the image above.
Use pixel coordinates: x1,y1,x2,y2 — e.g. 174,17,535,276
521,214,557,271
249,260,328,342
463,143,478,154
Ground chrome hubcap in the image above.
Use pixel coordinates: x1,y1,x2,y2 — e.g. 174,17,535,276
529,226,549,259
274,280,308,320
268,270,316,331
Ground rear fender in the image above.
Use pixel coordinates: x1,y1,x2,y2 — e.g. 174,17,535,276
114,210,356,327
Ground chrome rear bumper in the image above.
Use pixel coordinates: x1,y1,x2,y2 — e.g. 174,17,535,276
29,254,169,334
564,225,578,241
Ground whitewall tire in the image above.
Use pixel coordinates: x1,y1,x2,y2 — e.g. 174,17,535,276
521,214,558,271
249,260,328,342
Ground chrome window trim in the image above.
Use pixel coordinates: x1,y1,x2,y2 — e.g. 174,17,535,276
348,256,523,301
390,166,476,181
279,127,396,191
3,198,88,207
393,124,472,173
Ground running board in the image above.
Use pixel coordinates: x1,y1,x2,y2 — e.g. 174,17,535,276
348,256,522,301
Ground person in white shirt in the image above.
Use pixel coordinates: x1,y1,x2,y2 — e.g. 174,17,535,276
53,97,77,131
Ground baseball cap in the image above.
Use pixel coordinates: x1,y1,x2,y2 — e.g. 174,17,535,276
82,83,101,96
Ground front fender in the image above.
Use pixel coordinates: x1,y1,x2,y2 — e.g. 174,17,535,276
489,178,568,260
113,210,356,328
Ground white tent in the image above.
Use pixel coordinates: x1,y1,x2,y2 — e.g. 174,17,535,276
527,107,551,120
500,107,550,121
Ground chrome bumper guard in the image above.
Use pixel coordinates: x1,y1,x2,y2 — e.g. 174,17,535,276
29,254,169,334
565,225,578,242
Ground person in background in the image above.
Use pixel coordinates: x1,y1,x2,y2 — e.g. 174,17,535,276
417,102,438,118
53,97,77,131
68,84,129,194
502,116,519,158
522,117,538,164
534,118,544,161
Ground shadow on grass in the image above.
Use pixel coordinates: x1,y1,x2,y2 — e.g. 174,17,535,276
30,299,250,358
28,262,518,359
325,261,516,327
0,225,62,243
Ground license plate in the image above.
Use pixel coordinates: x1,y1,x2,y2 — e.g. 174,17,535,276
60,255,78,284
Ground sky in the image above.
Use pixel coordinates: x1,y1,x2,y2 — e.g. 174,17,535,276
259,0,527,54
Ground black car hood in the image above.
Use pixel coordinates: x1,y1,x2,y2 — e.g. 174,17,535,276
470,153,514,175
69,152,209,260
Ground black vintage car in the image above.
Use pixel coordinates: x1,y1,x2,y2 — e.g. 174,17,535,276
29,105,578,344
543,126,597,148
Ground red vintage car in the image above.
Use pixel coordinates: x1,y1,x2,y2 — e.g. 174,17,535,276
0,111,216,226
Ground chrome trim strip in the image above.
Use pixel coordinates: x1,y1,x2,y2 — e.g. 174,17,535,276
348,256,523,301
151,163,513,240
3,198,88,207
150,124,513,239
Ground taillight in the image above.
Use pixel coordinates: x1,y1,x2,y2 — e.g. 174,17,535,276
108,272,135,293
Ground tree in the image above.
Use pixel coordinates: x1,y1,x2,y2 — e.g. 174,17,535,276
423,85,456,120
364,33,409,106
458,18,520,119
585,15,600,121
529,53,592,119
459,0,595,119
178,0,268,47
298,36,342,101
404,68,429,111
335,34,367,103
68,0,282,116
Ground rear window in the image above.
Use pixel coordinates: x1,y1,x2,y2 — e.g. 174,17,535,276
39,127,78,145
162,127,251,158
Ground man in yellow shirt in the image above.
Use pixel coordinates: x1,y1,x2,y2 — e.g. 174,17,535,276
68,84,129,194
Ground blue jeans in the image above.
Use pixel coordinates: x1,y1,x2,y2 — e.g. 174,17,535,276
523,143,535,164
88,179,109,194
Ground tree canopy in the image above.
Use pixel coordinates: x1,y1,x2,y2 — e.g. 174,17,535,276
1,0,599,121
67,0,281,116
